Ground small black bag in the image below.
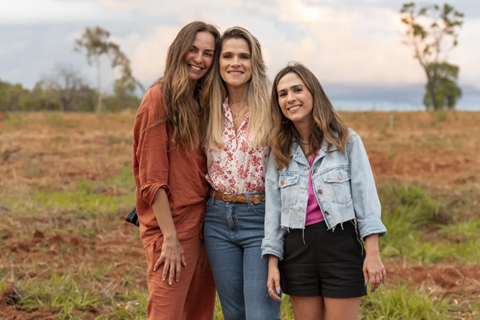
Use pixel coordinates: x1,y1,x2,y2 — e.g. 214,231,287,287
125,206,139,227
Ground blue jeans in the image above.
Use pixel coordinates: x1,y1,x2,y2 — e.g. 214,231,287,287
203,192,280,320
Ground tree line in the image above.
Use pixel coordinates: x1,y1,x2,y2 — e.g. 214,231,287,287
0,72,140,112
0,26,143,113
0,3,465,112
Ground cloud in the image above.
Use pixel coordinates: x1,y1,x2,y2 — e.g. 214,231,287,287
1,0,478,109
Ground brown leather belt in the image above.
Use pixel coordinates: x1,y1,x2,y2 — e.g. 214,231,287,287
210,190,265,205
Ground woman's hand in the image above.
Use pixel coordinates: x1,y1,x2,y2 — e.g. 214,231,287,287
267,255,282,302
363,234,386,292
154,236,187,285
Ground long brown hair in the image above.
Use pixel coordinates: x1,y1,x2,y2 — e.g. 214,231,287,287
160,21,220,151
202,27,271,149
270,62,349,170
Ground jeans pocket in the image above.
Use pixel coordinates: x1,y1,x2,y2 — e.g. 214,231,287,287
249,201,265,216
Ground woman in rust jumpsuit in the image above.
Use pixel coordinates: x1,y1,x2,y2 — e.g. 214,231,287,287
132,21,220,320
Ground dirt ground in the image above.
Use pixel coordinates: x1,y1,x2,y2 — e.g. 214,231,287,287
0,111,479,319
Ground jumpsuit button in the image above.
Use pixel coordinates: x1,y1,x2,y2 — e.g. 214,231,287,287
314,169,318,173
280,180,285,185
325,211,329,215
318,189,323,194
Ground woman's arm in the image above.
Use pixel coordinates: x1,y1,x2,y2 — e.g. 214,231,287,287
134,87,186,285
152,188,186,285
363,234,386,292
267,255,282,302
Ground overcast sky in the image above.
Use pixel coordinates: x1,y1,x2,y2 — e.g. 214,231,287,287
1,0,479,110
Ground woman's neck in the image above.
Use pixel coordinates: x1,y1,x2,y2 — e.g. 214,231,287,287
294,120,312,144
227,85,247,106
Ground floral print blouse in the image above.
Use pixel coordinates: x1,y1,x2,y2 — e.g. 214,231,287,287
205,99,270,194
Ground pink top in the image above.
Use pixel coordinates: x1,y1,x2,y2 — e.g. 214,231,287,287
205,98,270,193
305,150,324,226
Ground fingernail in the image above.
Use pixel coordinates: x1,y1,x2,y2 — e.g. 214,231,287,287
364,281,367,286
169,281,172,285
383,281,385,285
371,289,375,293
277,289,281,295
162,278,165,281
176,279,179,282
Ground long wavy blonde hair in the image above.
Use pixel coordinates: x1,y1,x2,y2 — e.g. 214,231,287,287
202,27,272,149
270,62,349,171
160,21,220,151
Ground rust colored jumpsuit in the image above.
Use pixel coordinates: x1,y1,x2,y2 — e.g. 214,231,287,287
133,84,216,320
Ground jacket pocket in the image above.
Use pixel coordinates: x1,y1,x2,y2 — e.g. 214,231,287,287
279,174,300,208
322,167,352,205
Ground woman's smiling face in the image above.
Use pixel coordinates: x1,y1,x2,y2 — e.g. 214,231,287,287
185,31,216,82
219,38,252,89
276,72,313,127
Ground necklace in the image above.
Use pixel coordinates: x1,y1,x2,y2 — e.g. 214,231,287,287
231,106,248,118
297,139,309,145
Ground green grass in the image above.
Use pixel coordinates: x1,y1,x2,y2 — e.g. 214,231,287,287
379,182,480,264
2,170,478,319
359,285,457,320
8,274,148,319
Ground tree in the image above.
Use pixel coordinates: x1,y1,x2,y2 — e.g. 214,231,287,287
74,26,111,113
40,65,84,112
75,26,144,112
423,62,461,110
400,3,464,110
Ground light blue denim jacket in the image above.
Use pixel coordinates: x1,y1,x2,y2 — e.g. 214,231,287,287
261,129,387,260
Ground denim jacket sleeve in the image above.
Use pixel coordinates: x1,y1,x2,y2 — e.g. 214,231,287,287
261,152,287,260
348,131,387,240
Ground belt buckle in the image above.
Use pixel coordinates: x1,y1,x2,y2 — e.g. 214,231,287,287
252,195,260,205
222,192,231,202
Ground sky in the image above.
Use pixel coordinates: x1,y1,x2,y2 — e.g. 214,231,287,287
1,0,479,111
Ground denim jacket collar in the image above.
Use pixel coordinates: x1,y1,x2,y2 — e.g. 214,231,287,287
290,138,338,167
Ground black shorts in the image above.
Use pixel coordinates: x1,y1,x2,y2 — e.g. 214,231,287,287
279,220,367,298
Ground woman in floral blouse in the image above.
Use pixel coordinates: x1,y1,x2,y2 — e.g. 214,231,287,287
202,27,280,320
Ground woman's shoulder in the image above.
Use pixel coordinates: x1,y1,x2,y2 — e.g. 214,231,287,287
347,128,359,142
137,82,166,118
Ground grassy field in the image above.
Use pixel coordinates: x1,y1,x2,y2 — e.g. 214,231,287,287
0,111,479,319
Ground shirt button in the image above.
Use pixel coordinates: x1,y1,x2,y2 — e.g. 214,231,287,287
325,211,329,215
314,169,318,173
281,180,285,185
304,167,308,171
318,189,323,194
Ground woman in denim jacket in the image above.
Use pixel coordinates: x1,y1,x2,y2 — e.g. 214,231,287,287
261,62,387,320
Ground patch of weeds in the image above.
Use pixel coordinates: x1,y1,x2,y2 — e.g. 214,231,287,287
23,164,44,177
439,219,480,237
421,140,445,149
280,294,294,320
359,285,453,319
108,136,133,145
378,182,480,264
43,113,78,129
109,289,149,319
107,163,134,189
80,265,111,282
30,188,134,220
51,136,64,143
0,277,7,291
433,109,447,122
3,116,28,127
17,274,104,314
379,124,388,135
74,224,98,239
